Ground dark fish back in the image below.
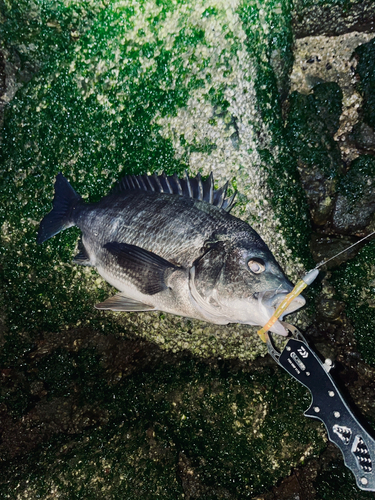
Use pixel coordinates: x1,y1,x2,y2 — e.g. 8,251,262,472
76,189,247,267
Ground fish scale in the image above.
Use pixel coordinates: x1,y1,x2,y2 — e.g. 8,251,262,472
37,171,305,335
82,192,242,266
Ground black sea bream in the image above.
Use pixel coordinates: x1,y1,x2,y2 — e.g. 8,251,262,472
37,172,305,335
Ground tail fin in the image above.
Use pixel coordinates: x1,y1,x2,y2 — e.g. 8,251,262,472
37,173,82,244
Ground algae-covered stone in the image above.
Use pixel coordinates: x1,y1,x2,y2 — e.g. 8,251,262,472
329,40,375,366
292,0,375,38
351,37,375,156
0,0,311,361
354,37,375,132
0,345,325,499
3,0,361,497
314,459,375,500
0,0,325,497
332,240,375,366
0,0,109,117
285,82,343,226
333,155,375,233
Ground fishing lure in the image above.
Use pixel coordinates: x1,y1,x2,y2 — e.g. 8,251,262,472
257,229,375,342
257,268,319,342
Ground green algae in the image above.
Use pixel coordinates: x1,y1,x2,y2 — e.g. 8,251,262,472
238,0,312,267
283,82,343,228
354,37,375,131
0,0,109,82
327,38,375,366
0,351,325,498
332,240,375,366
286,82,343,179
239,0,294,110
1,0,200,357
337,155,375,207
314,459,375,500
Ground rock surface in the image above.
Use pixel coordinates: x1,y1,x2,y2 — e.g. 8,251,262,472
1,0,375,498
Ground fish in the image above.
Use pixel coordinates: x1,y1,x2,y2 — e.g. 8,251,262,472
37,171,305,335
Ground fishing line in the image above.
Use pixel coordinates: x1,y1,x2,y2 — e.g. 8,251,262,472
315,228,375,269
257,228,375,342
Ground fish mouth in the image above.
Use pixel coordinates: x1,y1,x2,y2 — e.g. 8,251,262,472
256,289,306,336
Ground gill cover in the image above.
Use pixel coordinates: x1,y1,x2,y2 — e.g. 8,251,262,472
189,242,228,320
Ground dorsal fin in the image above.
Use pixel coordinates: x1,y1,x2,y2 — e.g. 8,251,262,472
113,171,237,212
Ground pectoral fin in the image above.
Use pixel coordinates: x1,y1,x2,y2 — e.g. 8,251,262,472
103,241,178,295
95,294,155,311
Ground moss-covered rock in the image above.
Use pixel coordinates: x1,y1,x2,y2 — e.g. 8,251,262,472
332,240,375,366
292,0,375,38
350,37,375,157
2,0,375,498
333,155,375,233
0,341,325,499
0,0,312,362
0,0,320,496
285,82,343,226
314,458,375,500
329,38,375,367
354,37,375,132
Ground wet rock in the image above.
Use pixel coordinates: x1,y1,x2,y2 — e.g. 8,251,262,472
332,155,375,233
354,37,375,130
310,233,362,268
332,239,375,365
332,193,375,233
0,0,313,363
292,0,375,38
350,121,375,154
327,36,375,236
316,297,344,322
0,337,325,498
2,0,375,498
289,31,374,164
285,82,343,226
347,37,375,157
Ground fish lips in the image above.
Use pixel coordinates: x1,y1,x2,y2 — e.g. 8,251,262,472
257,289,306,336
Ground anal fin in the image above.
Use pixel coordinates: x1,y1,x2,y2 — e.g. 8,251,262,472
73,237,92,266
95,294,155,312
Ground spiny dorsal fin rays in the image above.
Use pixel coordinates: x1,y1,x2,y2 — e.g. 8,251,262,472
196,172,203,201
133,176,141,190
138,175,147,191
113,171,237,212
202,172,214,204
222,191,237,212
153,173,164,192
213,180,228,208
173,173,183,196
128,176,136,190
163,172,173,194
145,175,155,192
184,170,193,198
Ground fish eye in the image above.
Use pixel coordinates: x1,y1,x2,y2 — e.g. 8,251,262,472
248,258,266,274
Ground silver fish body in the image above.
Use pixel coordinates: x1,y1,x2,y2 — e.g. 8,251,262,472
37,172,305,335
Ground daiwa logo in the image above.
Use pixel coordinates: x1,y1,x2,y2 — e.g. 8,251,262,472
297,346,309,358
